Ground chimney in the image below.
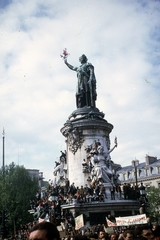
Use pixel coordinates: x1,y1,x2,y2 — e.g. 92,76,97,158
145,155,157,165
132,159,139,167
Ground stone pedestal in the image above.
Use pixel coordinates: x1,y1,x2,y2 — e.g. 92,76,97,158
103,183,112,200
60,106,114,187
60,106,140,224
61,200,139,225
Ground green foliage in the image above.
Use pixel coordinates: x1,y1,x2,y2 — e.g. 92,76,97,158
146,186,160,223
0,162,39,235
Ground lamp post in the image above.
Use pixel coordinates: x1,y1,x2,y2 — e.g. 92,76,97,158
133,160,138,188
1,128,6,239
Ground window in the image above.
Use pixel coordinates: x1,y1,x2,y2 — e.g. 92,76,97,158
123,174,126,181
145,168,149,176
138,169,141,177
132,170,135,178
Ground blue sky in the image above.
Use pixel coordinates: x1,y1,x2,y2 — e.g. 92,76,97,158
0,0,160,181
0,0,12,8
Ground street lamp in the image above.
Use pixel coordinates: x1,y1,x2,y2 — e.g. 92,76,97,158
132,160,138,188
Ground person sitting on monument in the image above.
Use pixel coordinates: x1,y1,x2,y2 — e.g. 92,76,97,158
99,191,105,202
100,184,107,199
86,192,92,203
82,159,89,173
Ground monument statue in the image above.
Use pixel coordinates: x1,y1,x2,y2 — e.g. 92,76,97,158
62,50,97,108
91,144,117,184
60,49,118,192
85,138,117,185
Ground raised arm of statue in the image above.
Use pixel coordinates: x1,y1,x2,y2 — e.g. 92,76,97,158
108,144,117,154
108,137,118,154
64,58,77,72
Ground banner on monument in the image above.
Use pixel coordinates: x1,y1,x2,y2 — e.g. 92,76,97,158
115,214,147,226
75,214,84,230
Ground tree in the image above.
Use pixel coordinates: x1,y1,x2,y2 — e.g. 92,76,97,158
0,162,39,236
146,186,160,223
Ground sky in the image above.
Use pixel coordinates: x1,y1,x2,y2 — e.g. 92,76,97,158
0,0,160,182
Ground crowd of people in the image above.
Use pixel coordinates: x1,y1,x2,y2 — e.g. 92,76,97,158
6,178,158,240
9,220,160,240
29,181,108,223
28,179,149,226
4,158,155,240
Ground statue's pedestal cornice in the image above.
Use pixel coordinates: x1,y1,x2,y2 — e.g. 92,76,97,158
61,107,113,137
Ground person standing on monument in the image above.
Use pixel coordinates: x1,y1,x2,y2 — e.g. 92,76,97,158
64,54,97,108
53,156,66,184
139,182,146,196
69,182,77,196
116,184,122,200
110,183,115,200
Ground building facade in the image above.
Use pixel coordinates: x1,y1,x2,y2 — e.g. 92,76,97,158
27,169,44,188
117,155,160,189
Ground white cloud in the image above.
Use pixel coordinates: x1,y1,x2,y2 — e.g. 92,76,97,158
0,0,160,181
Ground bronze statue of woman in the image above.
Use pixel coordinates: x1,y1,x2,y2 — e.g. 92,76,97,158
64,54,97,108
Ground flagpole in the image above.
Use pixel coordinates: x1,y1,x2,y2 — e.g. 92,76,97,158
1,128,6,239
2,128,5,170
